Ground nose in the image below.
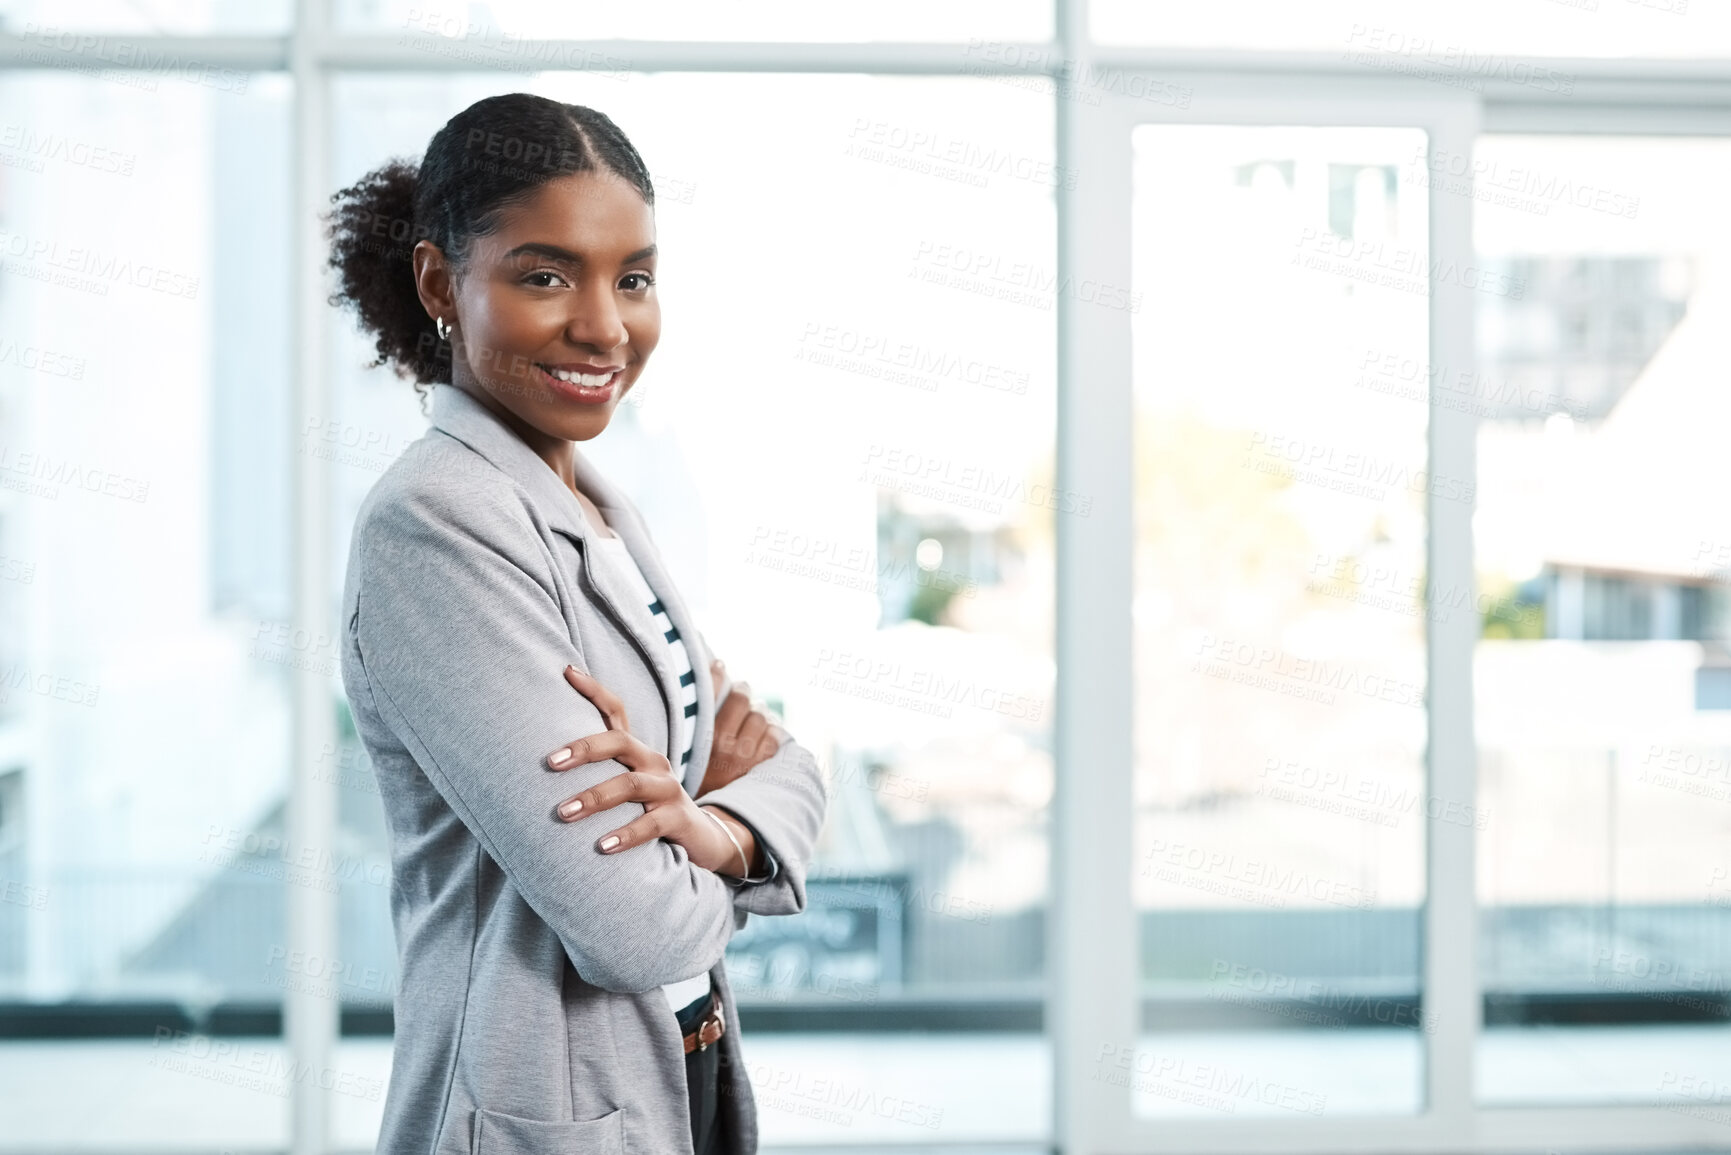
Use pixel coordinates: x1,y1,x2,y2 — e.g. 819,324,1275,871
564,278,629,353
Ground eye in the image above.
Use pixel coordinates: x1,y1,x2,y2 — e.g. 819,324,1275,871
621,271,656,293
522,269,570,288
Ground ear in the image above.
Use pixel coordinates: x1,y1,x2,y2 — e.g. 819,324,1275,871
411,238,457,328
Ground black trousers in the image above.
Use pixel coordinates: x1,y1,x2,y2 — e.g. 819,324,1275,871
677,991,724,1155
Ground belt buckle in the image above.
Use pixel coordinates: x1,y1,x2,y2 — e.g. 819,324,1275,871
698,1002,724,1052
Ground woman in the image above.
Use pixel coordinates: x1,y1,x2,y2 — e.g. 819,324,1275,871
326,92,829,1155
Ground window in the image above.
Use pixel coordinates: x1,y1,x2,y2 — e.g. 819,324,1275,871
4,4,1730,1154
1474,135,1731,1109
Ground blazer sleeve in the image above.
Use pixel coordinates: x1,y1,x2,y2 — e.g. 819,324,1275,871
347,472,737,994
695,637,831,919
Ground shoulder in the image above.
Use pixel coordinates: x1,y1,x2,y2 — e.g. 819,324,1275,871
351,431,548,576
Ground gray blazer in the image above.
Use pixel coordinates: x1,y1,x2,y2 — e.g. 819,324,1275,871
338,381,829,1155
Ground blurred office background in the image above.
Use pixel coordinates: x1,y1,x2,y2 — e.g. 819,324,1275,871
2,2,1731,1153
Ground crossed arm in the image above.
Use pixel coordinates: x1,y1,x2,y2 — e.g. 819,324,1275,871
548,661,785,880
349,477,827,991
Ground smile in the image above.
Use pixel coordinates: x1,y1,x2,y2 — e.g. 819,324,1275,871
534,362,623,405
541,364,620,387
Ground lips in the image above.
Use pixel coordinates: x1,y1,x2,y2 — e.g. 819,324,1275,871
532,361,622,405
537,362,624,387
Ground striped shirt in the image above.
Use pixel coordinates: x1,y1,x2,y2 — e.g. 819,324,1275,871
588,532,709,1014
590,533,699,774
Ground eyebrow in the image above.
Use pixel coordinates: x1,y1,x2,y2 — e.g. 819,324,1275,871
501,242,657,266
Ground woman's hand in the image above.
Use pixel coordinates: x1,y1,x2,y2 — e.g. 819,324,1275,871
548,665,761,877
699,658,785,798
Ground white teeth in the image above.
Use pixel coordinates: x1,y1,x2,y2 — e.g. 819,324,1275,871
544,366,616,388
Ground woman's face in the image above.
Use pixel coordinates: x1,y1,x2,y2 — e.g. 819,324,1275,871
417,169,660,445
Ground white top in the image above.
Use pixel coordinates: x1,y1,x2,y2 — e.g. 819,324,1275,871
587,532,710,1015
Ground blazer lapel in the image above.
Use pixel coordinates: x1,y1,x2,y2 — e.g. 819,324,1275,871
570,449,717,798
428,384,704,787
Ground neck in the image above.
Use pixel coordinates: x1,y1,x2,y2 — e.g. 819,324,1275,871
453,380,578,495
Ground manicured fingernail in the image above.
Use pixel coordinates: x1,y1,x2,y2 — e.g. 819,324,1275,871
598,835,619,851
549,747,572,768
557,798,583,820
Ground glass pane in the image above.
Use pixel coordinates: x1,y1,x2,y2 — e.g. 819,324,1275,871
0,0,289,35
1093,0,1724,58
327,71,1056,1147
0,72,294,1146
1131,124,1431,1119
341,0,1050,43
1471,136,1731,1107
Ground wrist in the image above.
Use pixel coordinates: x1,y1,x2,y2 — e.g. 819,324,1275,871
699,805,759,878
697,805,745,876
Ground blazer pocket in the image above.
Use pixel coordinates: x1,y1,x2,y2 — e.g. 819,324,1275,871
472,1106,626,1155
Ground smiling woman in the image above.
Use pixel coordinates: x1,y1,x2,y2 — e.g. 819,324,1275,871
322,92,829,1155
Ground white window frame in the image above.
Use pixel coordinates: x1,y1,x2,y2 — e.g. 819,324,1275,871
6,0,1731,1150
1053,62,1484,1155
